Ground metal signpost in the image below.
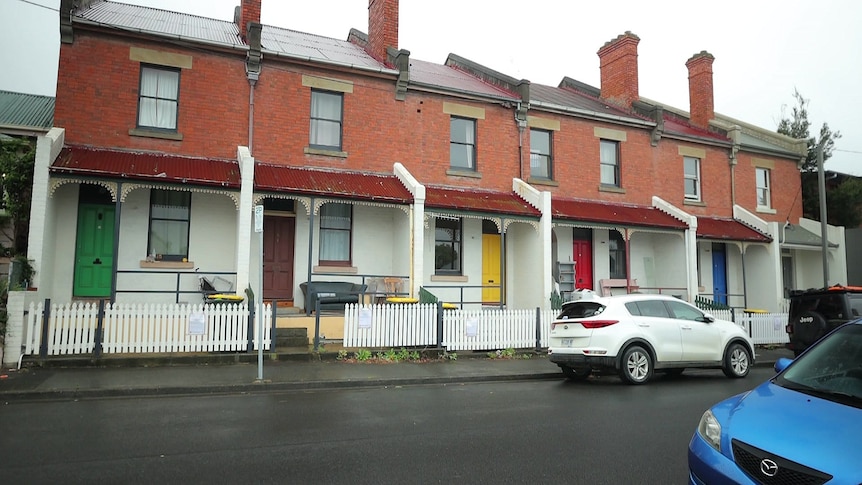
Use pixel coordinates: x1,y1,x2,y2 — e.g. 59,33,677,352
254,204,264,381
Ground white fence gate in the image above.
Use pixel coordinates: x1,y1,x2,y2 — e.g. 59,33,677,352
23,301,273,356
344,303,789,350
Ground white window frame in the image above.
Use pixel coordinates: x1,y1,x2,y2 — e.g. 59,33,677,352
756,167,771,209
684,156,701,201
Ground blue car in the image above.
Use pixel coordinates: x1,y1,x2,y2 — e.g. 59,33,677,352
688,320,862,484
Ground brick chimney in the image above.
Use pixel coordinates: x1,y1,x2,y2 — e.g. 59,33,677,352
597,31,640,109
367,0,398,65
234,0,261,42
686,51,715,129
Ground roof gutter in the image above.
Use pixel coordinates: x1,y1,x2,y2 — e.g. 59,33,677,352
408,82,521,104
530,100,655,128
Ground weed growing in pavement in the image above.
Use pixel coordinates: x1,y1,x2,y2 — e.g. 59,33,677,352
336,348,451,364
488,348,518,359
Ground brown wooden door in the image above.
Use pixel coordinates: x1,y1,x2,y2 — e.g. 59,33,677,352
263,216,295,301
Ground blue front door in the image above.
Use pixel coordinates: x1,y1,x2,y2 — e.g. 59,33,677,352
712,243,727,305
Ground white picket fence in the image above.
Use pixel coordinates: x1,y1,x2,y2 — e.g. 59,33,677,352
23,301,273,356
344,303,789,350
709,310,789,345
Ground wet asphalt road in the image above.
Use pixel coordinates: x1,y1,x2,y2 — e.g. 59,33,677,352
0,367,774,484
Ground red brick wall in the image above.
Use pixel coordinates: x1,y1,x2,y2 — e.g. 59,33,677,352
54,30,249,159
735,152,803,223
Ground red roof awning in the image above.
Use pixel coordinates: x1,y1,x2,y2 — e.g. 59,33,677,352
52,145,241,188
552,198,687,229
254,163,412,204
424,186,541,218
697,217,771,243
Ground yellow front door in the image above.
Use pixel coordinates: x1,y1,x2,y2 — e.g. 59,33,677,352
482,234,501,304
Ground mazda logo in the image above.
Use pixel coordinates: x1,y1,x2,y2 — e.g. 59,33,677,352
760,458,778,477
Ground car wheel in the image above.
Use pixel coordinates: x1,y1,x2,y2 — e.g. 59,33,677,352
722,342,751,378
619,345,653,385
560,366,591,381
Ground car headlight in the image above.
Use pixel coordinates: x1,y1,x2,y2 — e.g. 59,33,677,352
697,409,722,451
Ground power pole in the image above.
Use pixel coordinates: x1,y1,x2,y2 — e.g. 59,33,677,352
817,142,829,286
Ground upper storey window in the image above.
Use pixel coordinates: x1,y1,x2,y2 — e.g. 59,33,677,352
450,116,477,171
600,139,621,187
530,129,552,179
137,65,180,131
310,90,343,151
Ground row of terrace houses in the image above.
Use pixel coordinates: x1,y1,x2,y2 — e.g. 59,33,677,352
26,0,845,322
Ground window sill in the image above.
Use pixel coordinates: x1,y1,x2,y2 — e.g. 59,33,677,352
683,199,706,207
140,260,194,269
129,128,183,141
756,207,777,215
305,147,348,158
446,169,481,179
313,265,358,274
528,177,558,187
431,274,468,282
598,184,626,194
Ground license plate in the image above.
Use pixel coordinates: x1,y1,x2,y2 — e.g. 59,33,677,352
561,338,573,347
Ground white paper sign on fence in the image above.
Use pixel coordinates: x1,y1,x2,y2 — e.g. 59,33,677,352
774,316,783,331
465,318,478,337
189,311,207,335
358,307,373,329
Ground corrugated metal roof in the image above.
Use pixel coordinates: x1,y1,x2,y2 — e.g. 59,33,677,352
254,163,412,203
0,90,55,130
552,198,687,230
261,26,385,71
75,1,244,47
697,217,771,243
52,145,241,188
409,59,520,100
424,186,540,218
782,224,837,248
530,83,646,123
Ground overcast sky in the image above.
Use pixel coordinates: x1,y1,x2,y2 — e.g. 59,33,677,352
2,0,860,174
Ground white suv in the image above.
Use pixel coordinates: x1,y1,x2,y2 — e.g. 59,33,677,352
548,294,754,384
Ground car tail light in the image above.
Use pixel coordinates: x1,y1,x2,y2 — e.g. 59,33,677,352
785,324,793,334
580,319,619,329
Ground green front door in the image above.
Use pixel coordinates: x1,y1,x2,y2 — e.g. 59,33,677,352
73,204,115,297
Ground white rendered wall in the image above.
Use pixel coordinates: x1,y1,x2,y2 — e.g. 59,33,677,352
505,221,544,310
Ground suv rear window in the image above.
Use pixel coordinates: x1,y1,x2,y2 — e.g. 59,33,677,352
793,295,846,320
557,302,604,320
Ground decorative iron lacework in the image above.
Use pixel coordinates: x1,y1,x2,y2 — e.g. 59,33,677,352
120,183,240,209
50,178,118,201
252,193,409,216
423,211,540,234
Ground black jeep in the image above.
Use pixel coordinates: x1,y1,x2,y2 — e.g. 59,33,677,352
785,285,862,356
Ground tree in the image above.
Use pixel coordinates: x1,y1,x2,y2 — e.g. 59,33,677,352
0,136,35,255
776,89,859,227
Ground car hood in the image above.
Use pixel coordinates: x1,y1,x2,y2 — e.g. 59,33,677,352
715,380,862,479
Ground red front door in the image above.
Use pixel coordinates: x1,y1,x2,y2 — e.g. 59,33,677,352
263,216,295,301
573,239,593,290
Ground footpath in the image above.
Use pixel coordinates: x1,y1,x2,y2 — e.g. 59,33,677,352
0,346,794,401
